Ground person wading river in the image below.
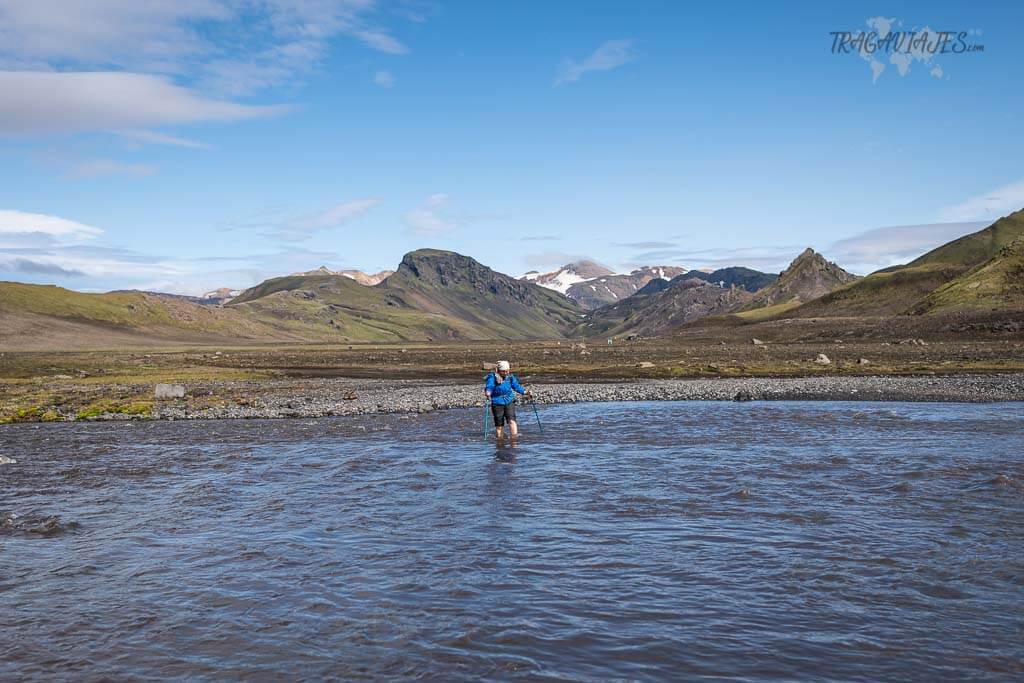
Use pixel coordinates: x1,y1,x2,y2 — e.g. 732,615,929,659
484,360,532,440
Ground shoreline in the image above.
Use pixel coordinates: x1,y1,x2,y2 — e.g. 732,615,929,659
6,373,1016,423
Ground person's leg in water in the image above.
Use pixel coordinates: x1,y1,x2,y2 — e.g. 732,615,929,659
505,402,519,439
492,403,506,440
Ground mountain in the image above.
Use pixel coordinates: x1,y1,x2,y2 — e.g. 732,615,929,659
520,260,615,294
1,249,584,348
679,266,777,293
379,249,582,338
200,287,241,305
580,276,753,336
0,281,322,350
910,236,1024,314
738,248,858,312
793,209,1024,318
292,266,393,285
230,249,583,341
564,266,688,310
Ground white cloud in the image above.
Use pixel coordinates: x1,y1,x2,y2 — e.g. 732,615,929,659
0,1,414,143
0,1,409,71
522,250,592,271
0,209,103,245
289,198,383,233
938,178,1024,222
622,246,799,273
353,29,410,55
67,159,157,179
555,39,635,86
0,71,289,135
828,221,989,273
405,193,457,235
219,198,384,241
0,0,229,69
116,129,211,149
374,69,395,88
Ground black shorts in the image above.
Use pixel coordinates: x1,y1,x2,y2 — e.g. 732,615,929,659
491,402,517,427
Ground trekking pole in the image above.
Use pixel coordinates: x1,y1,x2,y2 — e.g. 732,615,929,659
531,397,543,435
483,400,489,441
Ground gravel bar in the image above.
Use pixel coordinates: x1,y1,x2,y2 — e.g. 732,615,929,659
145,374,1024,421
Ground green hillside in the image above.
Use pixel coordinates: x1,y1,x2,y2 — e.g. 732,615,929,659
911,237,1024,314
791,210,1024,318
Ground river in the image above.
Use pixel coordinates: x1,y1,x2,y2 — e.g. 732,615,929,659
2,401,1022,680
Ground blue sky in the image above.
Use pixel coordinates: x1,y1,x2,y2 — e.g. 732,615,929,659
1,0,1022,294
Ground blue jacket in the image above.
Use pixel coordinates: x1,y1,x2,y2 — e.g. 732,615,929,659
486,372,526,405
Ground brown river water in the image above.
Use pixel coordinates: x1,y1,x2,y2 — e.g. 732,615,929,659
2,401,1023,681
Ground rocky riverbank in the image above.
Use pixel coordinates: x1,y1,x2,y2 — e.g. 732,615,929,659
127,374,1024,421
3,374,1022,424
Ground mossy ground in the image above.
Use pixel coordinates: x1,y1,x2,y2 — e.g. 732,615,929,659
2,316,1022,423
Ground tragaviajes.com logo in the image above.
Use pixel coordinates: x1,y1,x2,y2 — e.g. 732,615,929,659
831,17,983,83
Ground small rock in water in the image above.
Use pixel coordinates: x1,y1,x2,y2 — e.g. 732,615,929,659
155,383,186,399
733,390,754,402
814,354,831,366
0,455,17,465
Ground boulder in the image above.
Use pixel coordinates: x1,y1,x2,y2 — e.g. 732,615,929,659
857,358,871,366
814,353,831,366
155,383,186,399
480,362,493,371
751,338,764,346
636,361,655,368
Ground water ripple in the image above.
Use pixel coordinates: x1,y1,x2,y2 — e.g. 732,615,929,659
1,401,1022,680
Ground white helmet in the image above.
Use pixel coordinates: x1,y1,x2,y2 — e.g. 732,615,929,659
496,360,510,372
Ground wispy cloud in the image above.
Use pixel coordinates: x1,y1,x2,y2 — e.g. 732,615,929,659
0,205,377,295
938,178,1024,223
284,198,383,237
405,193,458,235
555,39,635,86
0,1,414,141
520,235,561,242
0,243,189,285
67,159,157,179
373,69,395,88
0,71,289,135
6,258,86,277
0,209,103,245
612,240,677,249
521,250,593,270
623,245,801,272
827,220,990,273
116,129,211,149
220,198,383,241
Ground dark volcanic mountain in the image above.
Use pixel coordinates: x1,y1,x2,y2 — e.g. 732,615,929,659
581,276,753,336
564,266,687,310
379,249,582,338
739,248,858,312
680,266,777,293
